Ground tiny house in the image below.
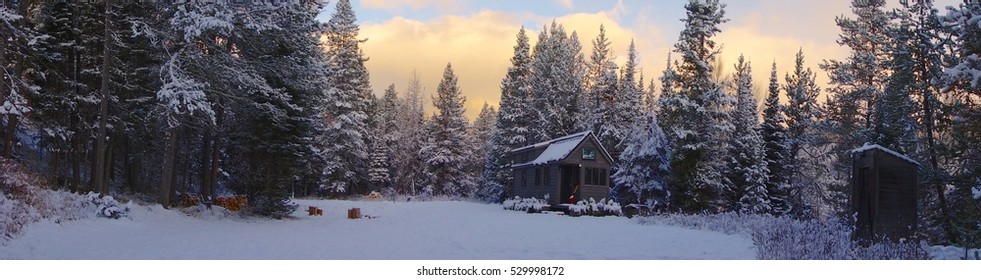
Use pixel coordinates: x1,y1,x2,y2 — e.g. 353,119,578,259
507,131,614,205
851,144,919,243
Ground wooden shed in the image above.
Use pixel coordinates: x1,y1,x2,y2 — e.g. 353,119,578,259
850,144,919,243
507,131,614,206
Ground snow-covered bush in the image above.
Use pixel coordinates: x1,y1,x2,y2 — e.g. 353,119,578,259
1,160,89,242
87,193,130,219
503,196,549,213
568,198,623,217
637,212,928,259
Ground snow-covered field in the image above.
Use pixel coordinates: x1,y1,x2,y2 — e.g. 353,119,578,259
0,199,756,260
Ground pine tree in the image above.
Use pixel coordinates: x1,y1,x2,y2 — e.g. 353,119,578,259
368,84,400,193
530,22,583,141
657,53,680,146
784,49,828,218
666,0,730,213
725,55,771,214
940,0,981,247
319,0,371,196
472,102,497,201
583,24,615,133
821,0,891,149
819,0,892,218
0,5,38,159
389,72,428,196
424,63,475,197
761,62,793,215
485,27,535,200
599,40,644,159
612,113,671,207
875,8,920,154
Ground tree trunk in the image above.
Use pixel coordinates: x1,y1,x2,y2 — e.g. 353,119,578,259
103,138,115,192
92,0,113,195
71,133,81,192
209,108,223,201
3,116,14,159
0,11,10,159
920,71,953,242
159,127,178,208
200,130,213,201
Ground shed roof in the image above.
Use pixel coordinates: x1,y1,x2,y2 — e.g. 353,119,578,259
850,143,921,166
510,131,611,168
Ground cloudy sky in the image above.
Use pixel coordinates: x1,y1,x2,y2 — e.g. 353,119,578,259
317,0,962,120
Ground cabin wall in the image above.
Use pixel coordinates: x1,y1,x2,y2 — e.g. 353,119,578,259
580,186,610,202
510,165,559,203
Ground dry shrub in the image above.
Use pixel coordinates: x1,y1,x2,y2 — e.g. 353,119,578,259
0,159,115,243
637,212,928,260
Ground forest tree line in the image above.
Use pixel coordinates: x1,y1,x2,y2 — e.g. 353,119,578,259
1,0,979,245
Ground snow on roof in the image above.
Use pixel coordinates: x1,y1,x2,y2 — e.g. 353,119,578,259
511,131,591,153
850,143,921,166
510,131,592,168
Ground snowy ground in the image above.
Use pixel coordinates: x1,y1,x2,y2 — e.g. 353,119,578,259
0,199,756,260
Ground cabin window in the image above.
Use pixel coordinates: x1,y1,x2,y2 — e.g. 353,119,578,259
596,168,609,186
543,166,550,185
521,169,526,187
582,147,597,160
535,168,542,186
584,168,608,186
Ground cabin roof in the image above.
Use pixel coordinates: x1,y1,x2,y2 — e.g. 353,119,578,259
850,143,921,166
510,131,611,168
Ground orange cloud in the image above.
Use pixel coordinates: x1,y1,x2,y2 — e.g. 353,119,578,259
356,1,867,120
361,10,530,120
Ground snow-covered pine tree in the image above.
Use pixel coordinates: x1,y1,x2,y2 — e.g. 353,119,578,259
641,73,656,116
0,5,37,159
940,0,981,247
875,8,920,155
424,63,476,197
761,62,793,216
784,49,829,218
821,0,891,148
725,55,771,214
29,2,111,193
393,72,429,196
320,0,371,196
599,40,644,160
182,1,324,215
612,113,671,207
567,31,588,136
531,22,583,142
368,84,401,193
657,53,680,146
583,24,615,133
485,27,535,200
667,0,731,213
819,0,892,218
894,0,956,242
471,102,497,200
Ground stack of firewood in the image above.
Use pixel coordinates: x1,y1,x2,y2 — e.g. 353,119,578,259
347,208,361,219
215,195,248,211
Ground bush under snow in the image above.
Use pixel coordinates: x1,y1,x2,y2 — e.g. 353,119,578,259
637,212,928,260
1,159,130,243
568,198,623,217
503,196,549,213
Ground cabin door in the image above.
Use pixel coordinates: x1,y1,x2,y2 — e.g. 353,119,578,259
559,165,580,204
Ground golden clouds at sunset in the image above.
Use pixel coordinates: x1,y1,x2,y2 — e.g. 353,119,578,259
356,1,866,120
361,10,527,120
